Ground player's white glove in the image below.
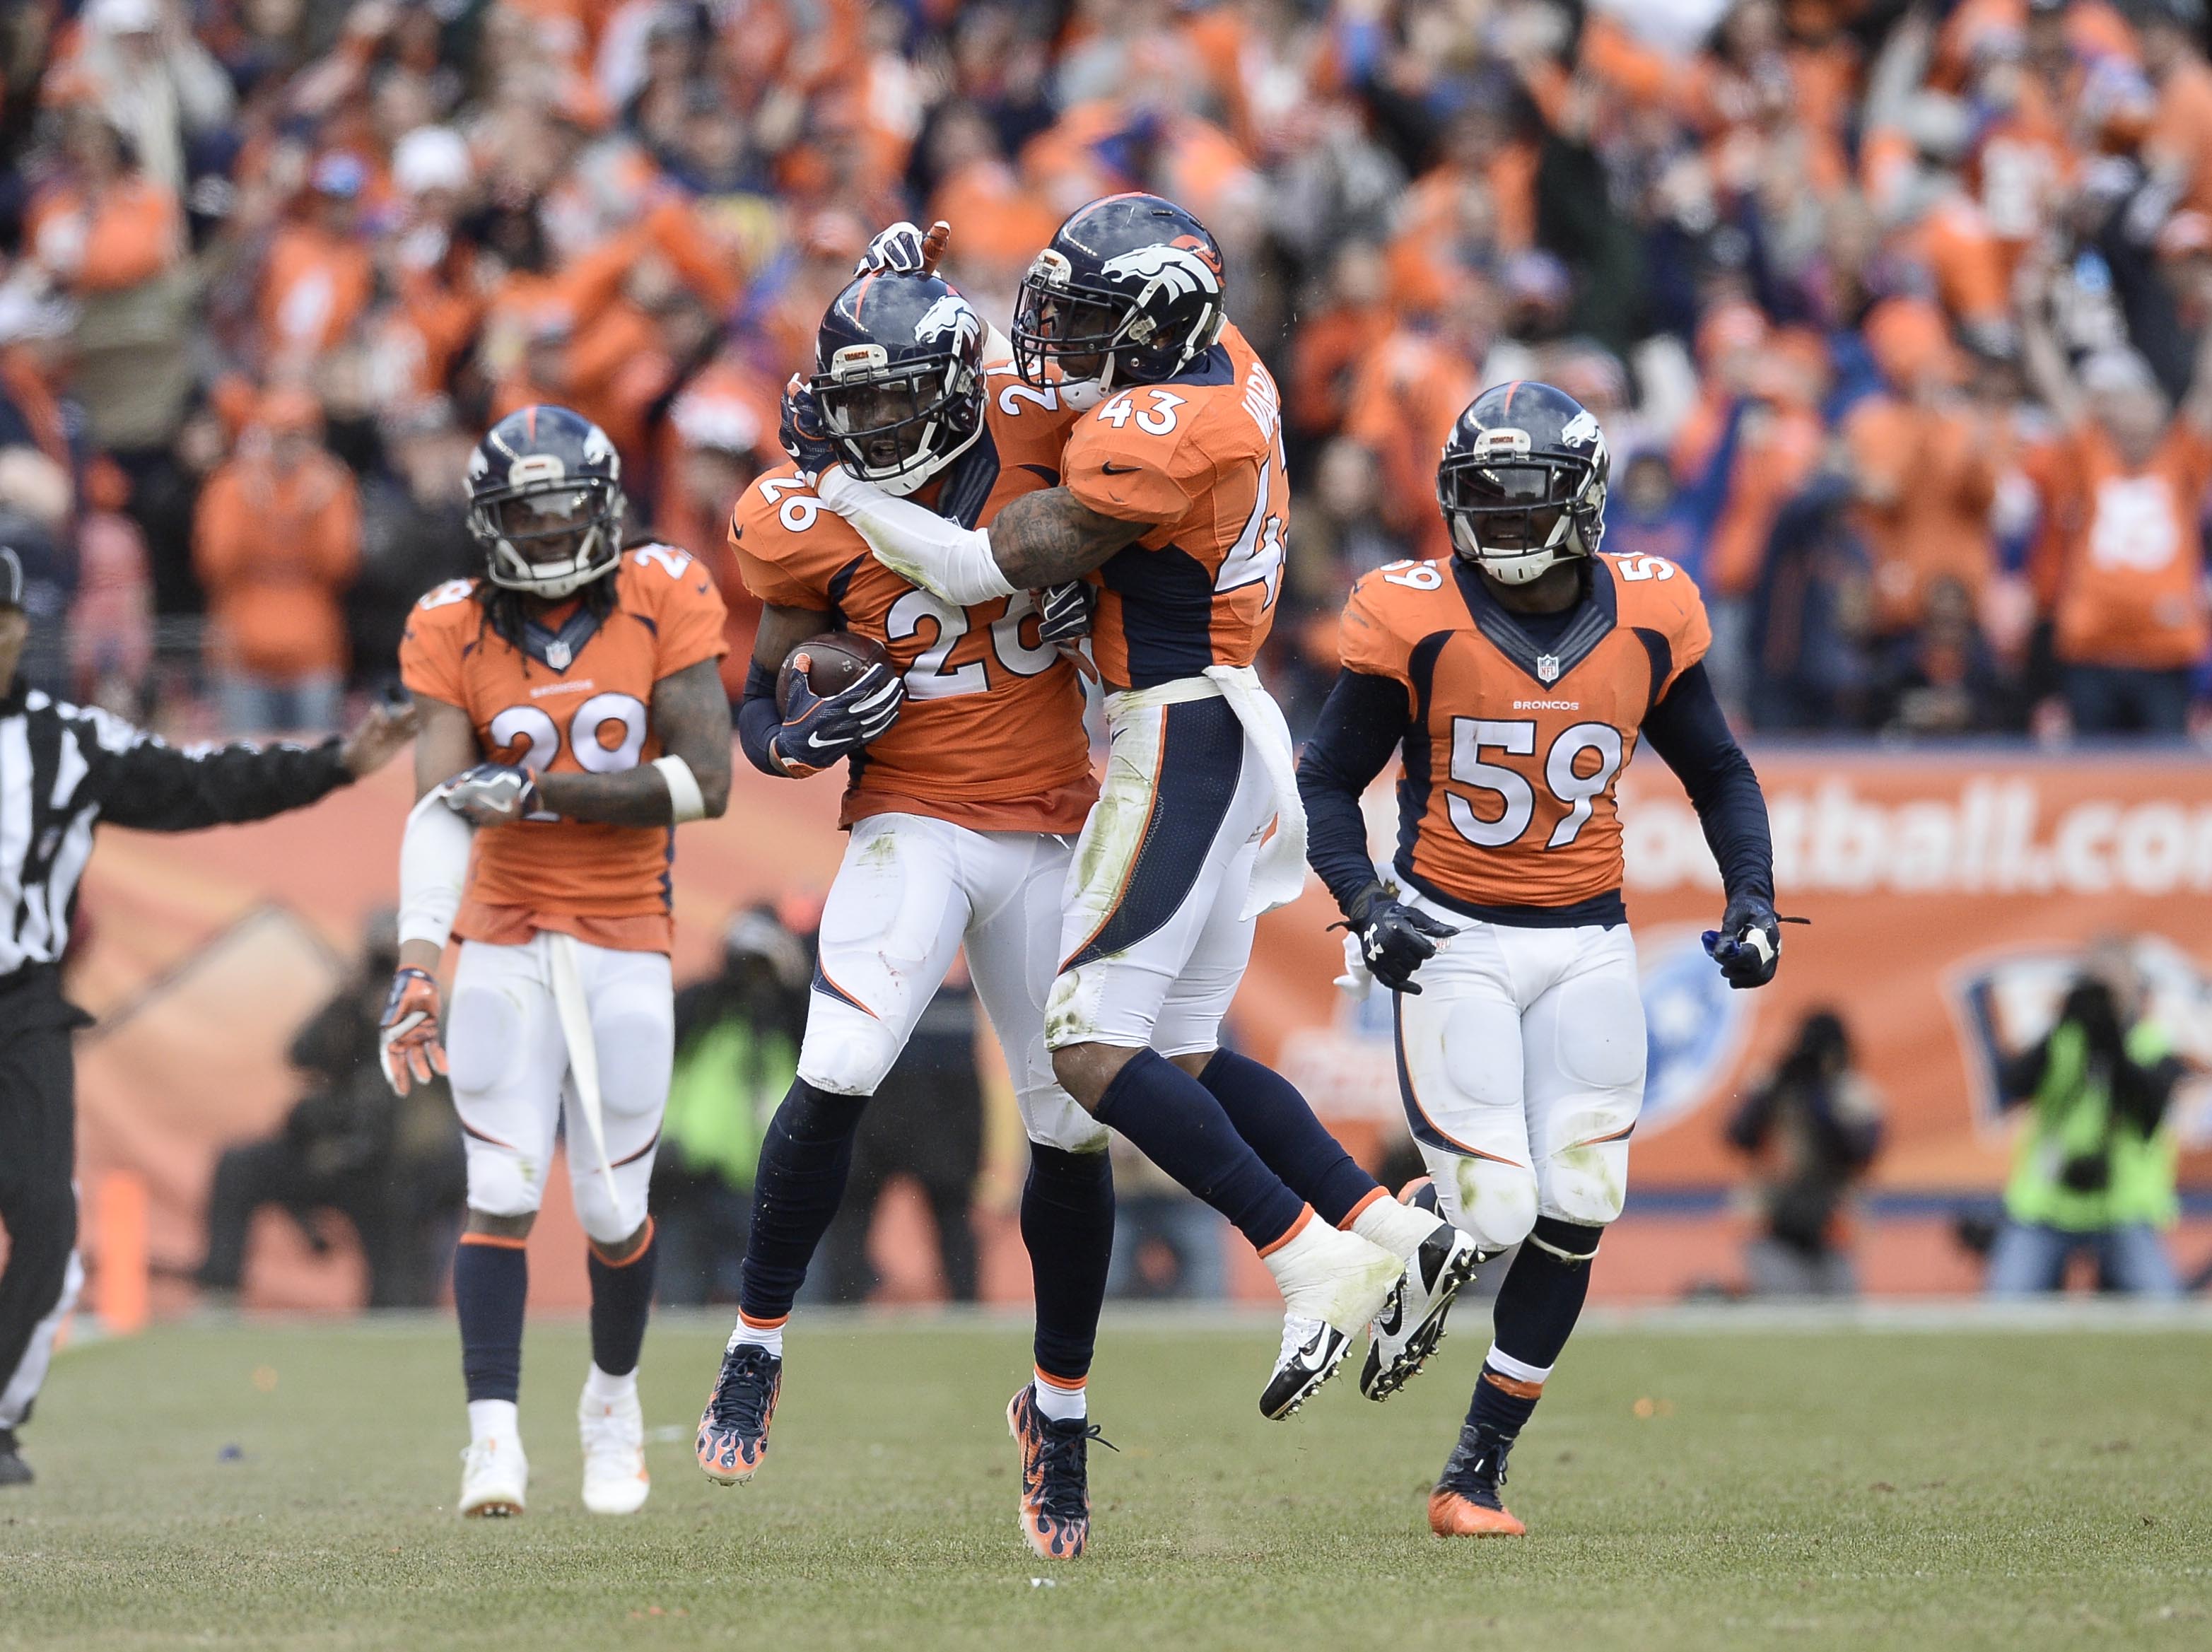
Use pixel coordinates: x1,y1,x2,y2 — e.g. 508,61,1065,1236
442,761,541,825
379,966,447,1096
855,220,928,276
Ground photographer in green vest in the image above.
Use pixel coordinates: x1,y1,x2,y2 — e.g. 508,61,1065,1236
1985,951,2187,1298
653,908,809,1304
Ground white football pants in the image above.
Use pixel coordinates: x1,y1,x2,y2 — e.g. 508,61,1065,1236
1393,898,1646,1252
444,933,672,1245
800,812,1106,1154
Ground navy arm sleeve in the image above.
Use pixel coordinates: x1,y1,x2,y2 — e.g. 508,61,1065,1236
1296,667,1412,916
737,660,788,777
1640,661,1774,904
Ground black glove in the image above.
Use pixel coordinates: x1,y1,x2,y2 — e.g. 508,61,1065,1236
1036,580,1094,644
1345,881,1459,994
1703,893,1781,989
778,375,840,480
771,660,905,776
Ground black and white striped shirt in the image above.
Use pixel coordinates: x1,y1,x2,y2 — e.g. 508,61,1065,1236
0,681,353,989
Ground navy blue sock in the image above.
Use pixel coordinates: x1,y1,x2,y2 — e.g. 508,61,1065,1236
1198,1049,1379,1226
737,1078,868,1325
1022,1144,1115,1384
1467,1216,1602,1441
453,1236,527,1403
586,1217,659,1377
1092,1048,1306,1250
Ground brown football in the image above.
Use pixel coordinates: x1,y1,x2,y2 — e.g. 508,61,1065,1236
776,631,891,712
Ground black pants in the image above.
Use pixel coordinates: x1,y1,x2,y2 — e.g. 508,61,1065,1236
2064,665,2192,736
0,997,83,1433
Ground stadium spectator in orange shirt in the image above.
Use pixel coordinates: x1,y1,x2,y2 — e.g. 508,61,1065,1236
259,153,376,365
192,388,361,734
2020,252,2212,734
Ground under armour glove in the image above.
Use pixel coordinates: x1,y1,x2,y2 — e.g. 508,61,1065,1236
379,966,447,1096
773,658,906,776
855,220,927,275
778,375,841,481
1344,881,1460,995
441,761,542,825
1702,893,1781,989
1036,580,1094,645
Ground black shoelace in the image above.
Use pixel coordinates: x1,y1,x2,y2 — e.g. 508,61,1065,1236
1442,1428,1511,1501
706,1346,778,1434
1033,1420,1117,1521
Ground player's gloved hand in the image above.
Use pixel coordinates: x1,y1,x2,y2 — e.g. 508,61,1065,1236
778,375,841,481
773,658,905,776
441,761,541,825
379,966,447,1096
855,220,927,276
1702,892,1781,989
1343,881,1459,995
1036,580,1094,644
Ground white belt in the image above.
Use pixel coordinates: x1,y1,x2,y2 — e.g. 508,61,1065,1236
1103,667,1308,920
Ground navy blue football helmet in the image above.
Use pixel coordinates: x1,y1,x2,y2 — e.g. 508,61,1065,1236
1012,193,1227,400
809,272,986,495
1437,382,1610,586
466,405,626,597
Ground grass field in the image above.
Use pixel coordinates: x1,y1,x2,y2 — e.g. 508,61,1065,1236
4,1310,2211,1651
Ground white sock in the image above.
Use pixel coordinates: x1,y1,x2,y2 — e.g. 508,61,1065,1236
1350,1193,1439,1263
467,1398,518,1445
728,1317,785,1358
583,1364,636,1405
1032,1373,1087,1423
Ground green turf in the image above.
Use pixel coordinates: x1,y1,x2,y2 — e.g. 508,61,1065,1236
3,1313,2210,1651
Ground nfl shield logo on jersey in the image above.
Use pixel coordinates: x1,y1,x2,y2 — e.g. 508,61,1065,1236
1535,653,1561,684
546,640,572,670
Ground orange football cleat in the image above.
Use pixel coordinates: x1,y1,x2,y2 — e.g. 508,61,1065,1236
1428,1487,1526,1537
696,1342,780,1485
1428,1422,1526,1537
1007,1383,1111,1560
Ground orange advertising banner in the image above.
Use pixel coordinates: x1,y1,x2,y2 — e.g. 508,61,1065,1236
63,743,2212,1311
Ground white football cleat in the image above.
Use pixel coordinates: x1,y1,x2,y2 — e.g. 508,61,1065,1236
1259,1217,1407,1419
579,1381,651,1516
1362,1214,1485,1401
458,1431,528,1518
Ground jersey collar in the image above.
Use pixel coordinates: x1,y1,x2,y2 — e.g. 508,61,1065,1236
932,421,1002,529
521,602,605,673
1451,556,1617,689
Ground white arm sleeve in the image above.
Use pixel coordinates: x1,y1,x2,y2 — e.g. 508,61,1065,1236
397,788,474,949
815,467,1016,604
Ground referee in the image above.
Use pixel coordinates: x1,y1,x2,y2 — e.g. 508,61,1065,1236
0,547,416,1487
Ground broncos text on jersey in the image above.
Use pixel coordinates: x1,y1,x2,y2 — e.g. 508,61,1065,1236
1062,321,1288,690
728,362,1096,834
1340,551,1711,911
399,545,728,953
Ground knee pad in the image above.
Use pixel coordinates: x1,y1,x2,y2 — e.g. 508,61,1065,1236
1423,1148,1539,1254
1538,1135,1631,1229
462,1139,546,1221
445,985,522,1099
568,1152,652,1247
592,1004,672,1122
797,998,903,1097
1019,1083,1110,1154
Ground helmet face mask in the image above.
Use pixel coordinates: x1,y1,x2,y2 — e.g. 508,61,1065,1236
1437,387,1610,586
812,276,985,496
467,409,626,599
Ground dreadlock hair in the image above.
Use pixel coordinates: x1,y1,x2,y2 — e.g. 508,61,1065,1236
474,562,623,668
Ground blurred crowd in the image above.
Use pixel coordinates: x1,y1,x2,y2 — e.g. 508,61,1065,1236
4,0,2212,739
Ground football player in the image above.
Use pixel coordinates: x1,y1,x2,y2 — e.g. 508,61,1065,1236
1295,381,1781,1537
382,404,732,1518
790,197,1480,1420
696,269,1120,1561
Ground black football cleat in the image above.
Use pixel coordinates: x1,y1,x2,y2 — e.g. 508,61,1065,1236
1429,1422,1525,1537
696,1343,781,1485
1007,1385,1115,1559
0,1428,30,1488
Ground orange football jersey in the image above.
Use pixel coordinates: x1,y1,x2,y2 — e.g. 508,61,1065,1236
399,544,729,953
1340,551,1711,911
1063,321,1289,689
727,363,1096,834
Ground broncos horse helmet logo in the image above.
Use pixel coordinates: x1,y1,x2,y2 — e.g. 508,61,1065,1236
913,292,982,352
